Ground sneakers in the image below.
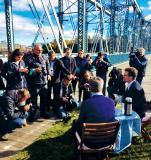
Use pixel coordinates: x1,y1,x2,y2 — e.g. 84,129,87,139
0,133,9,141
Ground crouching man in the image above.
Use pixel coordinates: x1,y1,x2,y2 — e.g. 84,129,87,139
0,89,31,140
55,75,78,122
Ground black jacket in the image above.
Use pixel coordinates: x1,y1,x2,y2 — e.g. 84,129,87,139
122,80,146,118
3,61,27,90
92,56,111,76
49,58,70,83
74,56,90,77
60,56,77,79
2,90,26,121
129,55,148,77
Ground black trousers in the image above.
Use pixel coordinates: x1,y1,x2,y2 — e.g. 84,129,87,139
48,80,61,112
28,84,48,114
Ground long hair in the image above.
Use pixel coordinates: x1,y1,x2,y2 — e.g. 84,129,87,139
11,49,24,62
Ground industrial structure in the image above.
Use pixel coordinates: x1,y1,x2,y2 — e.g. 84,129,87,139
4,0,151,54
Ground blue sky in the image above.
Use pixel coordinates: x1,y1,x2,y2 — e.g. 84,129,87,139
0,0,151,46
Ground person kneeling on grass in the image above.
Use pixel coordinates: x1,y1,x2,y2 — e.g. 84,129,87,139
0,89,31,140
54,75,78,122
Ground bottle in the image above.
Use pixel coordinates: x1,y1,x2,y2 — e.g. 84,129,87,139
124,97,132,116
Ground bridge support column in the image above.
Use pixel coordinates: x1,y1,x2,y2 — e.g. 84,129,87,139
4,0,14,53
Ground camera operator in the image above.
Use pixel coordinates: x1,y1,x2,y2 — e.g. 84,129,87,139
129,48,148,84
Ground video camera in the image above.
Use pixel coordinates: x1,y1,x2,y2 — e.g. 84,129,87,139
129,49,140,59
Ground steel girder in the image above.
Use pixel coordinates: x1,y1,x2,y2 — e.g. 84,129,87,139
4,0,14,53
110,0,116,54
58,0,64,49
78,0,87,52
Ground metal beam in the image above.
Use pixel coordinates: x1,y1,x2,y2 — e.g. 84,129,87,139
78,0,87,52
48,0,67,49
41,0,64,55
58,0,63,48
4,0,14,53
131,0,142,15
110,0,116,54
88,0,111,16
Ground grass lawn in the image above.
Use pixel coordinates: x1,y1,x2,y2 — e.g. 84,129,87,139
11,111,151,160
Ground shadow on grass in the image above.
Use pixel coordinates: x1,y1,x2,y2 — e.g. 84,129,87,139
12,119,77,160
25,129,75,160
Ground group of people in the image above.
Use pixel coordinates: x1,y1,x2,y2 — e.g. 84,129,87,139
74,47,148,141
0,44,149,142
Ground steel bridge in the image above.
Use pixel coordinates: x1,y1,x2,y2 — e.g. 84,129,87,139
4,0,151,55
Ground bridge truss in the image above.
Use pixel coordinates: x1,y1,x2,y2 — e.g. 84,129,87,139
4,0,151,54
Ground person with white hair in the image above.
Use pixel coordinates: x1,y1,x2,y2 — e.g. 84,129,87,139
76,77,115,134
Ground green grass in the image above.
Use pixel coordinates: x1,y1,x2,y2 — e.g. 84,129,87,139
12,111,151,160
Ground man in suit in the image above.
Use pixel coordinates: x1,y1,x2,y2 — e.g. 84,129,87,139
76,77,115,134
123,67,146,118
60,47,77,80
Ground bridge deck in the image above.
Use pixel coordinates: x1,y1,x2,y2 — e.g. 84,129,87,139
0,55,151,160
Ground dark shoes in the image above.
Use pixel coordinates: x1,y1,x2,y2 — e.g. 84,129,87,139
0,133,9,141
40,113,51,119
63,116,71,123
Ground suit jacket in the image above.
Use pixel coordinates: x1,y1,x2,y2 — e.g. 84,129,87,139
123,80,146,118
60,56,77,79
77,95,115,129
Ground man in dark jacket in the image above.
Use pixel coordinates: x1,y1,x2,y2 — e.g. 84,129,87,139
60,48,77,85
0,89,31,140
92,52,111,95
123,67,147,118
24,44,51,119
129,48,148,84
73,50,90,93
47,51,70,111
55,75,78,122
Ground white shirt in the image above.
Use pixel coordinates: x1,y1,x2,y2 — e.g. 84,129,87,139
91,92,103,96
125,80,135,91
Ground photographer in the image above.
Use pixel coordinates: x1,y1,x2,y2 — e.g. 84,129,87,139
3,49,28,90
129,48,148,84
24,44,51,120
107,67,125,100
55,75,78,122
0,89,31,140
92,51,111,95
